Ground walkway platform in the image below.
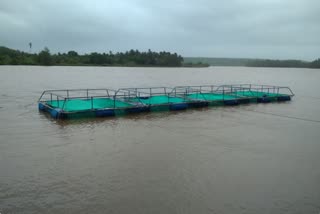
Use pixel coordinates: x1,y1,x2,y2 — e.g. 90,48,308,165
38,84,294,119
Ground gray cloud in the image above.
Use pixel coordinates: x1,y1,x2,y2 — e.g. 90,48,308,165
0,0,319,60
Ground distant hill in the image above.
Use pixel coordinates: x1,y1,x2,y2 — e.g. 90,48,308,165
183,57,252,66
183,57,320,68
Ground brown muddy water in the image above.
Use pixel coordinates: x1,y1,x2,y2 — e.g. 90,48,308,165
0,66,319,214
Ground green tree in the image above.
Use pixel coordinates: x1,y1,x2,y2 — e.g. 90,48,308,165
67,50,78,57
0,55,12,65
310,58,320,68
38,47,53,65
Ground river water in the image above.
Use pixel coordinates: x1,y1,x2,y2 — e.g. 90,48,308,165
0,66,319,214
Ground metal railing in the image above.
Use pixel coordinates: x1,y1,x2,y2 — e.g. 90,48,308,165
170,84,294,100
117,87,187,105
38,89,120,111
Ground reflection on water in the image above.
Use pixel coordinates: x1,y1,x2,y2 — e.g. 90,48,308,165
0,66,320,214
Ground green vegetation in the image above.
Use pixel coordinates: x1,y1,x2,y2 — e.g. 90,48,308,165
0,46,37,65
0,46,184,67
184,57,320,68
38,47,53,65
1,46,319,68
308,59,320,68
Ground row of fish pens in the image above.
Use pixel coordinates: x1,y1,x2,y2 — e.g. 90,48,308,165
38,84,294,119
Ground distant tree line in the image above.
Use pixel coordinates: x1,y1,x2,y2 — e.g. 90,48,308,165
246,59,320,68
1,46,319,68
184,57,250,66
0,46,185,67
183,57,320,68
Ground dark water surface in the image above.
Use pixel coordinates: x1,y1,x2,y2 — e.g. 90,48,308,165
0,66,319,214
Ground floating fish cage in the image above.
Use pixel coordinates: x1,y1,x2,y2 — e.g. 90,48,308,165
38,84,294,119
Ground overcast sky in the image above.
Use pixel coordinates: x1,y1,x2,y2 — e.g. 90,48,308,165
0,0,319,60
